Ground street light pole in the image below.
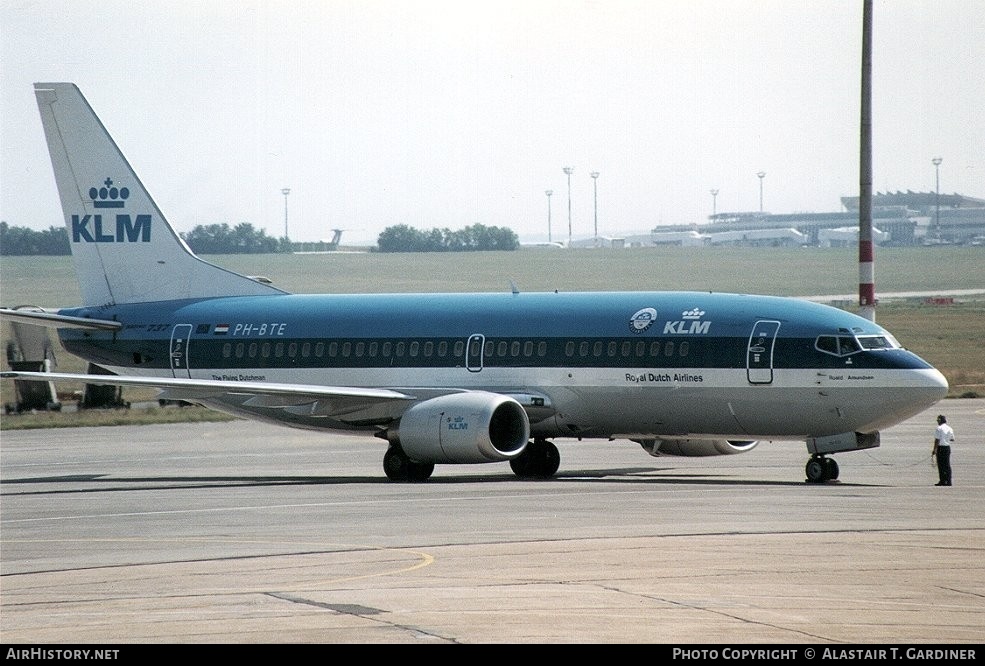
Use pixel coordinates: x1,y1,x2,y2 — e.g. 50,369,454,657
756,172,766,213
545,190,553,244
563,167,574,246
590,171,599,246
710,188,719,218
932,157,943,241
281,187,291,242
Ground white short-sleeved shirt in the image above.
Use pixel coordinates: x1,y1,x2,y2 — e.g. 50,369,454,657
936,423,955,447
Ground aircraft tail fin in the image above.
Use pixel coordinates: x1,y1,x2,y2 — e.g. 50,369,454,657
33,82,285,306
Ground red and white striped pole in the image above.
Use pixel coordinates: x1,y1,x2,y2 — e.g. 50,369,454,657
858,0,875,322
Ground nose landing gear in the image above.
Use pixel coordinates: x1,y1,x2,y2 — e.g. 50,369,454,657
805,454,839,483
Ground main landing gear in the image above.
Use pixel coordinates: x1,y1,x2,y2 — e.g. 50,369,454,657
382,438,561,482
383,445,434,482
510,438,561,479
805,454,839,483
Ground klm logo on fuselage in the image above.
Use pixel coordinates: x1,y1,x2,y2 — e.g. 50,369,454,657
663,308,711,335
71,214,151,243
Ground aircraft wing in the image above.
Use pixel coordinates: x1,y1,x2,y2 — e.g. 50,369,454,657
0,308,123,331
0,371,415,420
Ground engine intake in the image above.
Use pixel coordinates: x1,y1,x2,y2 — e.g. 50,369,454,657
392,392,530,463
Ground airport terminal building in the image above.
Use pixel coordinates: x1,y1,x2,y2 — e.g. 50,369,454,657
625,191,985,248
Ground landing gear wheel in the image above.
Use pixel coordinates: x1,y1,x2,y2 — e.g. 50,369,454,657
407,461,435,482
540,441,561,478
384,446,410,481
384,445,432,482
510,439,560,479
806,455,833,483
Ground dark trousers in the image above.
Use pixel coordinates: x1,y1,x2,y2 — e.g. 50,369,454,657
937,446,952,485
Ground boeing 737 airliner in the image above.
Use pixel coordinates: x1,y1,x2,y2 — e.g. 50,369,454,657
1,83,949,483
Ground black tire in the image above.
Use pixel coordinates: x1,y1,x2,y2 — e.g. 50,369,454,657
407,461,435,482
539,441,561,478
824,457,839,480
805,457,828,483
511,440,560,479
383,446,410,482
510,453,535,478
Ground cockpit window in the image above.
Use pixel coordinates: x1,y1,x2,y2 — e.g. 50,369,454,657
857,335,899,350
838,337,861,355
815,336,839,355
817,334,900,357
816,335,861,357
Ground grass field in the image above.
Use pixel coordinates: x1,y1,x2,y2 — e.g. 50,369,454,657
3,245,985,303
2,246,983,427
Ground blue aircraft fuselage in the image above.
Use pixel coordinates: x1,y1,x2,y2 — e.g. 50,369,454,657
56,290,943,440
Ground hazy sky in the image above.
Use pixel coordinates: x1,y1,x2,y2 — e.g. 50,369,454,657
2,0,983,245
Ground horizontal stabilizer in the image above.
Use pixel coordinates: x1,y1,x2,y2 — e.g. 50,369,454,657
0,308,122,331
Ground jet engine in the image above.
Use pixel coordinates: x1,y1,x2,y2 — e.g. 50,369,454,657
390,392,530,463
637,438,759,457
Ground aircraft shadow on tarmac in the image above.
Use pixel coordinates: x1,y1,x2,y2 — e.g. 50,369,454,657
0,467,867,493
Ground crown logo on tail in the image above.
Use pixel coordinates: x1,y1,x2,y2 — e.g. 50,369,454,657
89,177,130,208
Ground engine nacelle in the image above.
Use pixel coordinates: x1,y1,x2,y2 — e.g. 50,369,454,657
638,438,759,457
392,392,530,464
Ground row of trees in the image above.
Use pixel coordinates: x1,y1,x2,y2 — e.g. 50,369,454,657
179,223,289,254
1,221,520,255
0,222,287,255
376,224,519,253
0,223,70,255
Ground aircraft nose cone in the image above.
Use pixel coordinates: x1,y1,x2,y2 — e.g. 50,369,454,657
872,366,949,432
926,367,950,399
904,366,949,415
